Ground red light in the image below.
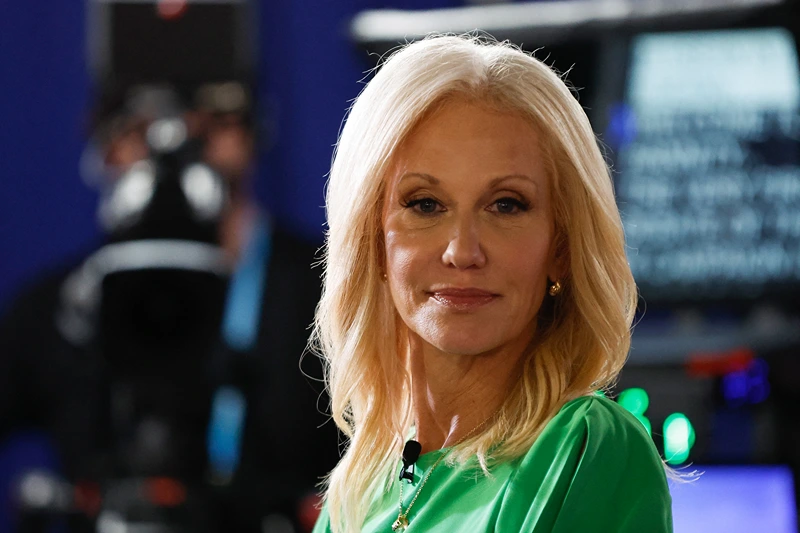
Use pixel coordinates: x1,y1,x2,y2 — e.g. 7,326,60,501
156,0,188,21
686,347,754,377
145,477,187,507
298,492,323,532
74,480,102,517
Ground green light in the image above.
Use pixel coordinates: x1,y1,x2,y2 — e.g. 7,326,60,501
663,413,695,465
618,388,649,415
617,388,652,436
634,414,652,437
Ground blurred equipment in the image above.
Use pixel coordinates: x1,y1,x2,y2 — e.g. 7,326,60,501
45,88,231,533
612,27,800,306
1,1,338,532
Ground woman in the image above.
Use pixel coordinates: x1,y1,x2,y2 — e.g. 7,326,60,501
311,35,672,533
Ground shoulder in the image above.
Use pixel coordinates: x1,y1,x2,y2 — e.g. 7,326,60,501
540,395,666,480
523,395,656,450
502,395,672,532
513,394,664,474
557,395,657,450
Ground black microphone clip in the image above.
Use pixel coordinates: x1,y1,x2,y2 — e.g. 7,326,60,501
399,440,422,483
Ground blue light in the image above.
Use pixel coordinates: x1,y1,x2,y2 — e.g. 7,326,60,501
721,358,771,407
605,103,638,151
722,370,749,406
747,359,770,404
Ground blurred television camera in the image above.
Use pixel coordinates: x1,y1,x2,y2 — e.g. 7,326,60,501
8,1,305,532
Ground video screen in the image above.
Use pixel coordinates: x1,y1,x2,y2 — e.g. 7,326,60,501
609,28,800,304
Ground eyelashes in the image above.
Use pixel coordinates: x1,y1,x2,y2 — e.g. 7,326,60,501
492,197,530,214
401,196,531,215
402,197,442,214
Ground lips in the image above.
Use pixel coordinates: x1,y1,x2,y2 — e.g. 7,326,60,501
429,288,499,310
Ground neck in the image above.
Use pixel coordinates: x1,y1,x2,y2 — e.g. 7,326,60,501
408,334,524,454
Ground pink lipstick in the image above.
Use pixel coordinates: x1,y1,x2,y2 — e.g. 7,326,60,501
429,288,499,311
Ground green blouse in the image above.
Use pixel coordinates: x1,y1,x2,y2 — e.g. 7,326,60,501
312,395,673,533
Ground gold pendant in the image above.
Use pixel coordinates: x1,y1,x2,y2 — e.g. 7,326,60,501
392,516,408,531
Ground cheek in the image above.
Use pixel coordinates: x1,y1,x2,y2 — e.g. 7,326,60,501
384,229,421,288
498,232,554,292
384,231,418,330
521,244,552,279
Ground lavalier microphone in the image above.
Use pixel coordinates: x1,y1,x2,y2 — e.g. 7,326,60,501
399,440,422,482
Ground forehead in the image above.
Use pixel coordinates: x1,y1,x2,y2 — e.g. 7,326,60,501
389,99,547,188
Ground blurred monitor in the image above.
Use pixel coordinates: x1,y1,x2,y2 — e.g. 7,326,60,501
607,27,800,305
671,465,798,533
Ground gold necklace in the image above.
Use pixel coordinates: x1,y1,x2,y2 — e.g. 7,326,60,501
391,450,447,531
391,413,498,532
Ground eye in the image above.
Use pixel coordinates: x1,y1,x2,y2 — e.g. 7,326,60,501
405,197,442,214
491,197,530,215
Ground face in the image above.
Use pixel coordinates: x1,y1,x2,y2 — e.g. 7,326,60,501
382,99,561,358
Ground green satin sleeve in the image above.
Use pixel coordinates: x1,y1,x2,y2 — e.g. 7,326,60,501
498,397,673,532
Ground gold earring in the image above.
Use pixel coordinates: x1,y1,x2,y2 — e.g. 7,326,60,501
548,280,562,296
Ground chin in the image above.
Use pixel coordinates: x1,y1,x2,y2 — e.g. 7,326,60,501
428,332,506,357
409,308,533,357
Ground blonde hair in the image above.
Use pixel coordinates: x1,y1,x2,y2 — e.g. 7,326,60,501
312,34,637,533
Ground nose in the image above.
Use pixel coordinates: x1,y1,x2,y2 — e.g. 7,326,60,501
441,215,486,270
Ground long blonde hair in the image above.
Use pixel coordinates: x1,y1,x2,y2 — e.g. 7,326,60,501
312,34,637,533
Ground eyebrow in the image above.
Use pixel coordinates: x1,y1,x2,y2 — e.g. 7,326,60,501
398,172,538,189
488,174,539,189
398,172,440,185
